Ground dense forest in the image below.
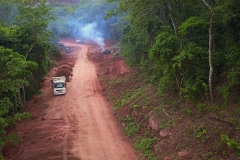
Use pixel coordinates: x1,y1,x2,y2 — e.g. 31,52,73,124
108,0,240,103
105,0,240,159
0,0,240,159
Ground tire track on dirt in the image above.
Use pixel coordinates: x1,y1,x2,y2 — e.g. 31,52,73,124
62,44,137,160
3,43,137,160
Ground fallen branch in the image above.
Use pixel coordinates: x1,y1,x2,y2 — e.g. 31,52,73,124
162,109,173,119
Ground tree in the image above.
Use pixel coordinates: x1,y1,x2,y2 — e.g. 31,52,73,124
0,0,17,27
13,0,56,99
0,46,37,108
202,0,214,102
15,0,54,58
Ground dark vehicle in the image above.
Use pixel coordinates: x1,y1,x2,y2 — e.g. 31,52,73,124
101,50,113,54
65,46,71,53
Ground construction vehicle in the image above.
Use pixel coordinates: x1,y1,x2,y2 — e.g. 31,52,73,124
65,46,71,53
52,76,66,95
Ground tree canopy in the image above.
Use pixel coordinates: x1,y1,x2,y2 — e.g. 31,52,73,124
0,0,240,158
0,0,59,158
107,0,240,104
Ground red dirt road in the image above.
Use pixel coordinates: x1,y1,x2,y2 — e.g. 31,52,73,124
4,43,137,160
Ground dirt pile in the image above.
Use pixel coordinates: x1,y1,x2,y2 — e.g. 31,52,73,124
54,65,73,77
52,46,79,81
87,46,131,79
3,44,80,160
3,40,138,160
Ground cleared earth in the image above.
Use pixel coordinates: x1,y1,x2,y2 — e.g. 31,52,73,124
3,40,137,160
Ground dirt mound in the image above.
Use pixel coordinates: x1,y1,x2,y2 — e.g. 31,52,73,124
3,42,79,160
59,65,73,72
58,61,75,68
87,46,131,79
54,69,72,81
54,63,73,78
52,47,78,81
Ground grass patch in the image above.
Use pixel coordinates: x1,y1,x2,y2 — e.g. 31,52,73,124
135,136,158,160
122,115,140,137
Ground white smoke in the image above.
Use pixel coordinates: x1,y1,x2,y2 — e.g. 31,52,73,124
81,22,105,51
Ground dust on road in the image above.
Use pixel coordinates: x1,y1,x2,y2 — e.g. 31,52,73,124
4,43,137,160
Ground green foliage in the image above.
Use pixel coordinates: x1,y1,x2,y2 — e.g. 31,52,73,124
148,27,178,95
135,136,157,160
122,116,139,137
183,109,193,117
193,124,207,143
173,42,208,99
111,0,240,102
0,0,57,157
0,0,17,26
115,77,122,85
236,126,240,132
114,98,128,110
149,27,177,61
0,47,37,96
0,98,30,158
178,16,207,36
121,25,149,65
129,104,140,110
221,134,240,155
223,46,240,102
113,85,150,111
104,9,115,19
46,49,62,68
13,112,31,122
135,137,155,149
217,85,229,106
195,125,207,138
4,133,21,145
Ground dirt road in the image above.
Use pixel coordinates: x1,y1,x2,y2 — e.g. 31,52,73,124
4,43,137,160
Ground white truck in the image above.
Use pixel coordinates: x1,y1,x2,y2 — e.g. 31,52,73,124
76,39,82,44
52,76,66,95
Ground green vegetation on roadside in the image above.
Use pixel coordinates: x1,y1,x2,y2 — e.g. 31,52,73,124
101,0,240,159
99,68,240,159
122,115,140,137
1,0,240,159
0,0,62,158
135,137,158,160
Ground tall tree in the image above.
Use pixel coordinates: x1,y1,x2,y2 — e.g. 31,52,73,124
14,0,55,99
202,0,214,102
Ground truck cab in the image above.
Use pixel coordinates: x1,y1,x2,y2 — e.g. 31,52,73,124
52,76,66,95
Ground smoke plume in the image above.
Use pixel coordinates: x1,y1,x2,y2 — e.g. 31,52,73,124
47,0,118,51
81,22,105,51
